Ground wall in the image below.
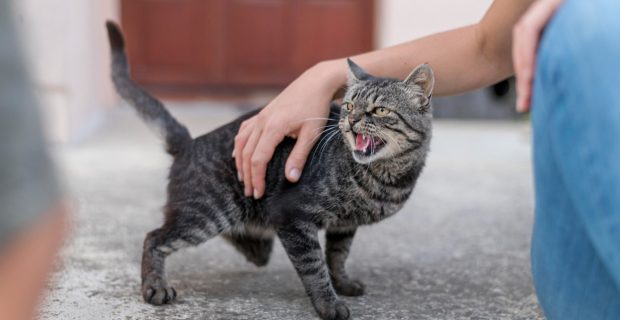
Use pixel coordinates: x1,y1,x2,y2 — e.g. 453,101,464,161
377,0,493,47
14,0,494,143
14,0,119,143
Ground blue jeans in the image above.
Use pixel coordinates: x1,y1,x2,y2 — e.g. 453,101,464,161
531,0,620,319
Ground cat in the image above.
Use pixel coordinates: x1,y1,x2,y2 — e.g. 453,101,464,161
106,21,433,320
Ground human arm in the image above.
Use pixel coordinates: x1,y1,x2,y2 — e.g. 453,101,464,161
0,2,69,317
0,204,69,320
235,0,535,199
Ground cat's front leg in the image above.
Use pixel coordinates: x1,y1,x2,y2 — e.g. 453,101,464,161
326,227,365,296
277,222,351,320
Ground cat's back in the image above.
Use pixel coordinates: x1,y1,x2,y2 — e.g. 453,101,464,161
166,107,297,209
165,104,345,223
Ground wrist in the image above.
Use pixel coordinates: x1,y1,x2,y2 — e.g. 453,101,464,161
312,59,347,90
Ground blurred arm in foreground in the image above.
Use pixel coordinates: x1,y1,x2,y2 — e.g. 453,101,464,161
0,1,69,319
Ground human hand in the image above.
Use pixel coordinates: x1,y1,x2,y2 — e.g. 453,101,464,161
513,0,564,112
233,60,345,199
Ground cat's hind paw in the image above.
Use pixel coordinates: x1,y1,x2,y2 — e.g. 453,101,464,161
334,278,366,297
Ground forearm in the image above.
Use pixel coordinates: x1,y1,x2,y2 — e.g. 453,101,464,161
319,0,533,97
234,0,535,195
322,25,512,97
0,203,69,320
361,25,512,95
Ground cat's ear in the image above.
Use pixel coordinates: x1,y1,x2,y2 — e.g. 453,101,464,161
347,58,372,85
403,63,435,106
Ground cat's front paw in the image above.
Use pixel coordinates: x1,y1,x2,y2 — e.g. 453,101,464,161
142,276,177,305
333,278,366,297
314,299,351,320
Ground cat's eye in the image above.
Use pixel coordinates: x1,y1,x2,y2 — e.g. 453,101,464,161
342,102,354,112
373,107,390,116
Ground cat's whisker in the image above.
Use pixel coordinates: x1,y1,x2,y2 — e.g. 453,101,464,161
312,123,339,131
294,117,335,124
311,133,331,165
318,130,341,163
379,131,400,152
387,134,400,150
318,130,340,161
312,124,339,133
311,126,338,141
310,127,339,166
310,126,338,144
376,135,387,145
376,133,388,147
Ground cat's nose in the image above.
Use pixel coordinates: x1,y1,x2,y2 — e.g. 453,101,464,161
348,114,362,127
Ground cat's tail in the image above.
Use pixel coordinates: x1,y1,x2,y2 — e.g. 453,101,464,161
105,21,191,155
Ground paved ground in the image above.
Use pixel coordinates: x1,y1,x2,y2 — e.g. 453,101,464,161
41,105,543,320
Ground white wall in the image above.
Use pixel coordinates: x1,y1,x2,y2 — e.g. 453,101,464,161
377,0,493,47
14,0,119,143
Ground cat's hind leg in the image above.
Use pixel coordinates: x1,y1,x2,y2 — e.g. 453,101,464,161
141,204,239,305
326,227,365,297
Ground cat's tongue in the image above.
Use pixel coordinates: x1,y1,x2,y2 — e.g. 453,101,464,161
355,133,371,152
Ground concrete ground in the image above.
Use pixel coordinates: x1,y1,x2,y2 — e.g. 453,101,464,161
41,105,543,320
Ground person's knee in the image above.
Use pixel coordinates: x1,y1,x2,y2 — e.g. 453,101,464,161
534,0,620,113
543,0,620,63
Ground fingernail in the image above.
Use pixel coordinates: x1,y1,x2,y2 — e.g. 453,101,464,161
232,150,236,158
244,188,252,197
289,168,300,181
237,171,243,182
253,189,260,199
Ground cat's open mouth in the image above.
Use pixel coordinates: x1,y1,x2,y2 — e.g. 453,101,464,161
353,132,385,157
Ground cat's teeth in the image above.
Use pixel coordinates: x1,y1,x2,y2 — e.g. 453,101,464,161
355,133,372,152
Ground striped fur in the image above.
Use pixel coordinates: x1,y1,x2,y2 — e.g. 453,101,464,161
106,22,433,320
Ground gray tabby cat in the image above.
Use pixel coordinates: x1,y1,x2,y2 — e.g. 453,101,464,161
106,21,433,320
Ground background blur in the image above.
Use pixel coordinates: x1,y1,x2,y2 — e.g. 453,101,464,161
14,1,541,319
12,0,516,145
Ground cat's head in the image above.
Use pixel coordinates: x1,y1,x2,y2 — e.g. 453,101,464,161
339,59,434,164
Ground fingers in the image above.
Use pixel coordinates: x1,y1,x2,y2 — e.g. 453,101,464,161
236,114,288,199
285,125,317,183
249,124,286,199
231,61,338,199
242,125,262,198
513,22,535,112
234,118,255,182
513,0,564,113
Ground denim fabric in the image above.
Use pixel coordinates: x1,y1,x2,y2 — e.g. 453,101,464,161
531,0,620,319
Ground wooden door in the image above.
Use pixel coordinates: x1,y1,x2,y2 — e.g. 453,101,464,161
120,0,374,93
